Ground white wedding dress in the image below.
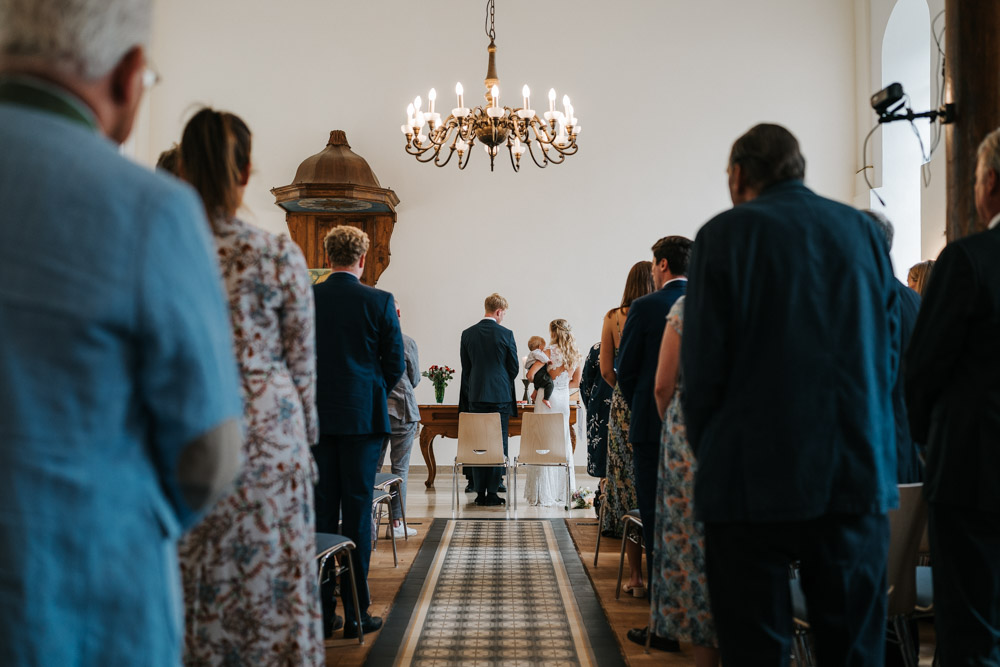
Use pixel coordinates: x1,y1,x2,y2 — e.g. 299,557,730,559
523,348,576,506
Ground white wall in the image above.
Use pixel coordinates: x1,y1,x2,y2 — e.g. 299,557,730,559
136,0,859,468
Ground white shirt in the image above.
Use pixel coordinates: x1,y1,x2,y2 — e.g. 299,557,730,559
989,212,1000,230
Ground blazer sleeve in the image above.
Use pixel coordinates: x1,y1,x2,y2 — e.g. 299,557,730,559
276,237,319,445
616,304,641,408
458,331,471,412
406,337,420,389
681,226,733,452
505,330,520,381
379,294,406,391
904,243,975,443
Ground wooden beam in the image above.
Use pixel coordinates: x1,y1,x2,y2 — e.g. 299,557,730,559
945,0,1000,240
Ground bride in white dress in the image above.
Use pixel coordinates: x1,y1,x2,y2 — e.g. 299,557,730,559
524,319,582,506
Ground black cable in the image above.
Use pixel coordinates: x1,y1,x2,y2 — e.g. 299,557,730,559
860,123,886,207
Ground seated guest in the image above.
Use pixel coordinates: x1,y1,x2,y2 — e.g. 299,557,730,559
313,226,405,638
0,1,243,663
907,259,935,296
177,108,324,664
379,298,421,538
864,209,923,483
526,335,554,407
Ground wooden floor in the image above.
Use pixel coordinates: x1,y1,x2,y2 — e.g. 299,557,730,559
325,467,939,666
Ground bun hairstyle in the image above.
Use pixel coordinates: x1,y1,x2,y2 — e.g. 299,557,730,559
549,319,581,372
179,107,251,223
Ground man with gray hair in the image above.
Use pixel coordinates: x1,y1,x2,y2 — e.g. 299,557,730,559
906,126,1000,664
0,1,244,664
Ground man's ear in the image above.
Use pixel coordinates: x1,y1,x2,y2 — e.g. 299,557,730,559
989,168,1000,197
358,253,367,270
110,46,145,108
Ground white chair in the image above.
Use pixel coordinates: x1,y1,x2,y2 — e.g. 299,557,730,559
452,412,508,516
511,412,573,511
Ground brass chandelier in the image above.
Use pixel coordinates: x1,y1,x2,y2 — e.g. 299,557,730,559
400,0,580,172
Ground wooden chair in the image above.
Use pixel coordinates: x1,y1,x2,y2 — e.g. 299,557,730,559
511,412,572,511
452,412,508,516
315,533,364,644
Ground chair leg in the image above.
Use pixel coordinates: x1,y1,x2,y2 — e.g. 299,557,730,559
594,500,605,567
512,464,518,513
394,480,408,541
565,464,571,511
893,616,918,667
343,549,364,645
371,503,381,552
387,500,398,567
616,525,628,599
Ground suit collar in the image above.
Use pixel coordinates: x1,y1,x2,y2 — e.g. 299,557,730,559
327,271,360,282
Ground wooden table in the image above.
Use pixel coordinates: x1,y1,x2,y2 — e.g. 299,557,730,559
418,403,578,488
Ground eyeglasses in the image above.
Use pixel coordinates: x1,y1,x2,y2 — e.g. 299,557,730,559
142,65,161,90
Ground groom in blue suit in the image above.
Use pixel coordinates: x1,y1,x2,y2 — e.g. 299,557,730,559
313,226,405,638
616,235,690,651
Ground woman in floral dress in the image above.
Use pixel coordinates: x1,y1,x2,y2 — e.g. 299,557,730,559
176,108,323,666
651,297,718,667
599,261,653,594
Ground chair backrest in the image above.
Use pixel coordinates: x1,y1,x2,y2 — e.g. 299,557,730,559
517,412,569,465
456,412,505,465
886,483,928,617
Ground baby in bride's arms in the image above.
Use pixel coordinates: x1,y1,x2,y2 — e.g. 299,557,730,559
526,335,554,408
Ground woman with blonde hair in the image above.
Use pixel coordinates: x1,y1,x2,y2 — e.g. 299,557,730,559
908,259,935,296
600,261,654,595
176,108,323,664
524,319,583,506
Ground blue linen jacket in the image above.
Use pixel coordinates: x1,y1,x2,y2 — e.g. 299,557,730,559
617,279,687,444
313,272,405,436
458,318,519,415
0,83,242,666
682,180,900,523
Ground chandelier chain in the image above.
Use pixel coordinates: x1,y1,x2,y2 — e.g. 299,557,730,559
485,0,495,42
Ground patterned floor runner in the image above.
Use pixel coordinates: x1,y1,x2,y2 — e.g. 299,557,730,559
367,519,622,667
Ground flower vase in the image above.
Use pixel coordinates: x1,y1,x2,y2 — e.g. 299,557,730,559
434,383,446,404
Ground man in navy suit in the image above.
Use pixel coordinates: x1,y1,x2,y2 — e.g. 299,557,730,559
458,293,519,505
313,226,405,639
906,127,1000,664
616,235,690,651
683,124,899,664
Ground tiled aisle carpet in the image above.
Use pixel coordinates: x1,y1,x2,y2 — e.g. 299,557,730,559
367,519,623,667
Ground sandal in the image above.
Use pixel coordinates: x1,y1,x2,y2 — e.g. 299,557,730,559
621,583,647,598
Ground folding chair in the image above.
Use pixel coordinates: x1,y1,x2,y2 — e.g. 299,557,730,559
594,491,607,566
452,412,508,516
370,489,397,566
374,472,408,540
511,412,572,511
615,509,643,599
315,533,364,644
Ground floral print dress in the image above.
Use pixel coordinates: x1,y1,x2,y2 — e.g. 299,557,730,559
650,297,716,646
179,217,323,666
600,313,638,538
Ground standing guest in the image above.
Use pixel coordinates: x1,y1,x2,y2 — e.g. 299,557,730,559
683,123,899,664
524,319,582,506
651,296,719,666
379,298,421,538
313,226,405,638
864,209,924,483
176,108,323,665
580,342,612,482
599,261,654,597
458,293,519,506
907,259,935,295
0,1,243,664
905,126,1000,665
617,235,690,651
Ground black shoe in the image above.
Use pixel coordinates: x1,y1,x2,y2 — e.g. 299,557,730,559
498,483,507,492
626,627,680,652
343,614,383,638
465,483,475,493
323,615,344,639
483,493,506,506
474,493,488,505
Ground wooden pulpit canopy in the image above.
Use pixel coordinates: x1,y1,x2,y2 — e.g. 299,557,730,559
271,130,399,285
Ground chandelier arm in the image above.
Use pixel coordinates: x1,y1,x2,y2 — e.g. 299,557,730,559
433,146,458,168
538,139,568,164
457,147,473,170
507,145,520,172
411,145,445,163
526,139,549,168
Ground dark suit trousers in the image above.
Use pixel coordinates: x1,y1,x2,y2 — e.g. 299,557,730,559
631,440,658,588
313,434,383,626
929,502,1000,665
704,513,888,666
467,402,509,494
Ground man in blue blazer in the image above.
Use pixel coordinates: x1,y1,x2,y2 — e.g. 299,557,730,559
458,293,519,505
682,124,899,664
616,235,690,650
313,226,405,638
905,127,1000,664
